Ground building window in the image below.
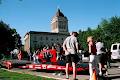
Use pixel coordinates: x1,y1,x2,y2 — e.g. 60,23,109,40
40,37,42,41
113,45,117,50
62,38,63,40
33,41,37,49
46,37,48,40
34,36,37,40
56,38,58,41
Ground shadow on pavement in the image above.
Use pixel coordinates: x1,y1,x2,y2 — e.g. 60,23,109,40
109,75,120,80
77,70,89,75
109,72,120,75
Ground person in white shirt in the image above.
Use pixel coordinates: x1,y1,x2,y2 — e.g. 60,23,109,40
33,49,40,64
63,32,79,80
96,39,106,76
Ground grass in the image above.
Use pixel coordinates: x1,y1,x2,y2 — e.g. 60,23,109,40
0,68,55,80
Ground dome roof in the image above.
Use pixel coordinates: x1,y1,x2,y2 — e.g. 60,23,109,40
56,9,64,17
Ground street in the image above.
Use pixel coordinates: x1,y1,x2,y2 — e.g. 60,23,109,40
107,62,120,80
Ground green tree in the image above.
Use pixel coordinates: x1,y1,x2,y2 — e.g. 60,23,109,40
0,21,22,54
78,16,120,50
99,16,120,49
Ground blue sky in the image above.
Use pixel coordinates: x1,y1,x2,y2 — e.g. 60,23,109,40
0,0,120,43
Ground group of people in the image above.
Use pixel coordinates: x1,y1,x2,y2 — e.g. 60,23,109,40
30,45,65,64
87,36,110,80
63,32,110,80
10,48,23,60
26,31,110,80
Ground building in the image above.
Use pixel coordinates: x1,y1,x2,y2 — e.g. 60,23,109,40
24,9,69,52
51,9,69,33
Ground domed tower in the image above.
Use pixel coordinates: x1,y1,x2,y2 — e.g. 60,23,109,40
51,9,69,33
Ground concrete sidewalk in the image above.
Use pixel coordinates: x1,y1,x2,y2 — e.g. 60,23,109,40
2,68,89,80
2,61,120,80
2,67,120,80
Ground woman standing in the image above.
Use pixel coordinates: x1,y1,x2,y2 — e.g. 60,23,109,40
87,36,97,80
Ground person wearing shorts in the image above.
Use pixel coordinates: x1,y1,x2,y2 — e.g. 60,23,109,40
63,32,79,80
87,36,97,80
96,39,106,76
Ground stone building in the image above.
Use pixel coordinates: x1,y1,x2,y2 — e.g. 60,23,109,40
24,9,69,52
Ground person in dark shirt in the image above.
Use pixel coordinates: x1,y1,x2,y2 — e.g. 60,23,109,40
87,36,97,80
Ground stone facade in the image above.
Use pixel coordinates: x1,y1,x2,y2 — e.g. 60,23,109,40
24,9,69,52
51,9,68,33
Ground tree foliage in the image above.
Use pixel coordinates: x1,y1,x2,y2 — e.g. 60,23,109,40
0,21,22,53
78,16,120,50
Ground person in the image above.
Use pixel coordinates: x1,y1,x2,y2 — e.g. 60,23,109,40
56,43,62,60
87,36,97,80
50,46,57,63
27,48,32,61
12,48,19,59
44,46,51,63
17,49,23,60
95,39,106,76
100,48,109,76
32,49,40,64
106,49,111,68
63,32,79,80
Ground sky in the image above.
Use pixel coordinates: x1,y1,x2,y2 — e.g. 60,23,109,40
0,0,120,44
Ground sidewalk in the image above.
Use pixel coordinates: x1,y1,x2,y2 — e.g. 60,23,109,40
2,68,89,80
2,61,120,80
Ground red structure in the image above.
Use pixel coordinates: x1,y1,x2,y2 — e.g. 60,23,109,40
19,63,89,72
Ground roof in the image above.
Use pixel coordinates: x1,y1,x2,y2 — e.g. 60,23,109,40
30,31,69,35
24,31,69,37
55,9,64,17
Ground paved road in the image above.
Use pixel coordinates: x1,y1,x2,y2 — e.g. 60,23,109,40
2,61,120,80
107,62,120,80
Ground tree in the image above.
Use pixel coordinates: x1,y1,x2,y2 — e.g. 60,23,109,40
78,16,120,50
0,21,22,53
99,16,120,49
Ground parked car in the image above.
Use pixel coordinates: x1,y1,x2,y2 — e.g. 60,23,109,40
111,43,120,60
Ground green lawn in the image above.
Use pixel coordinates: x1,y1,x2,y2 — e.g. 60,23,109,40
0,69,55,80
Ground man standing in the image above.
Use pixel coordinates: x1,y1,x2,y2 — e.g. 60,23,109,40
63,32,79,80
